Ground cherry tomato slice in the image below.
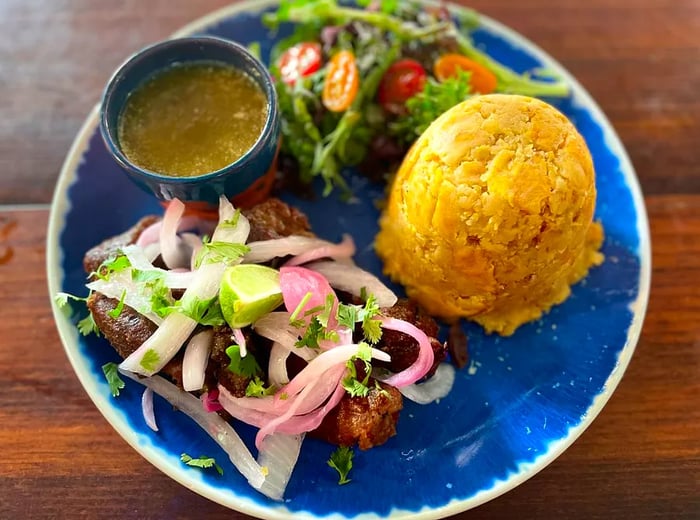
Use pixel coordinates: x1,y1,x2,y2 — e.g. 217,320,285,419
433,53,498,94
377,59,428,114
278,42,322,85
322,50,359,112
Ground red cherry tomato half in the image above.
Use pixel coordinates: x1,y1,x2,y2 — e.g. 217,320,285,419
278,42,322,85
322,50,359,113
377,59,428,114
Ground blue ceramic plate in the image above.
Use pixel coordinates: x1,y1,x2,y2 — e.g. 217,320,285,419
47,1,651,518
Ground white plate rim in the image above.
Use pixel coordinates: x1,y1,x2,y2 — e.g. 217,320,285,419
46,1,652,518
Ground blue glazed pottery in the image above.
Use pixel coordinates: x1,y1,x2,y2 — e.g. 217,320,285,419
99,36,280,205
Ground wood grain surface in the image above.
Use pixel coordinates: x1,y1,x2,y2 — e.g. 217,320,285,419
0,0,698,518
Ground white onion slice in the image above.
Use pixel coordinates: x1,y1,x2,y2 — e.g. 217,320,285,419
213,196,250,245
160,199,192,269
120,198,248,376
233,328,247,358
252,312,316,362
121,244,156,271
284,234,355,267
120,371,267,491
122,244,195,289
141,387,158,431
87,271,162,325
268,342,290,387
243,236,344,264
182,330,213,392
398,363,455,404
256,434,304,501
142,242,161,263
119,262,225,376
307,260,398,307
136,215,215,248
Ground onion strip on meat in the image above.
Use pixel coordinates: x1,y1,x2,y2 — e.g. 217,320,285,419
244,236,350,264
160,199,192,269
378,316,434,388
182,330,213,392
283,234,355,267
120,197,250,376
268,342,291,386
306,260,398,307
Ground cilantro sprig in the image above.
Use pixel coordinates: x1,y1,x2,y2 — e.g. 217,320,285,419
54,291,101,337
101,362,125,397
342,342,373,398
180,453,223,476
245,376,277,398
225,345,261,378
327,446,354,485
195,240,250,268
336,291,383,344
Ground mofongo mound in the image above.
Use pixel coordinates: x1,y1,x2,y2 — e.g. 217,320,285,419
376,94,604,336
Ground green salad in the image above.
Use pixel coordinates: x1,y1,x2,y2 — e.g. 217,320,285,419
258,0,569,195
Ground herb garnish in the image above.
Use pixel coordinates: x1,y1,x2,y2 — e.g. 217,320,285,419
180,453,224,476
327,446,354,485
101,362,125,397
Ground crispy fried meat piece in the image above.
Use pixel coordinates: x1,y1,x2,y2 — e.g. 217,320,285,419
242,198,313,242
375,299,446,377
87,292,184,385
310,381,403,450
83,215,159,275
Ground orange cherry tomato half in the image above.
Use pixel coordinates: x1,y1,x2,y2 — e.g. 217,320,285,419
377,59,428,114
322,50,359,113
278,42,322,85
433,53,498,94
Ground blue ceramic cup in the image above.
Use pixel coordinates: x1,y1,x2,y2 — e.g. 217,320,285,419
99,36,280,207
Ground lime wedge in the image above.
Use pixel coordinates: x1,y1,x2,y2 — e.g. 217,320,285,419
219,264,284,328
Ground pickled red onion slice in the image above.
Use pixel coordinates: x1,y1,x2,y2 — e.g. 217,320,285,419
379,316,435,388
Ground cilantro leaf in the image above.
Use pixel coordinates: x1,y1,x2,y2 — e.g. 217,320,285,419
337,302,358,330
146,276,175,318
107,289,127,319
179,296,225,327
91,254,131,281
195,241,250,268
358,293,382,344
245,376,277,398
342,343,373,397
77,312,100,337
131,269,164,283
140,349,160,372
102,362,125,397
295,317,324,349
180,453,223,476
327,446,353,485
55,291,89,308
225,345,260,378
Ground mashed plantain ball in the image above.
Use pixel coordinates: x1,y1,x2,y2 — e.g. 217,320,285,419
375,94,604,336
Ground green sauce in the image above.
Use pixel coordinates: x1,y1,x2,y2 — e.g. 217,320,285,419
118,62,268,177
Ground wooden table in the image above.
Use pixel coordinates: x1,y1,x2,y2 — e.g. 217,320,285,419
1,1,698,518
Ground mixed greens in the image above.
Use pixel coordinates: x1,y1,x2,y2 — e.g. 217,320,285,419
261,0,569,195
